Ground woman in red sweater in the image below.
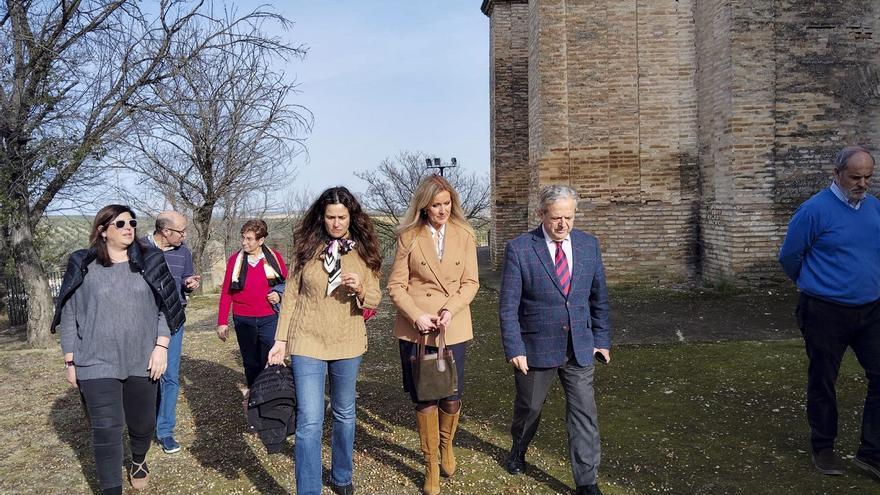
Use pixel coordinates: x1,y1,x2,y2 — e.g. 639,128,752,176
216,219,289,390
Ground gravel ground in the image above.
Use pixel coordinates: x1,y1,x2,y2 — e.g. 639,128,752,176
0,288,876,494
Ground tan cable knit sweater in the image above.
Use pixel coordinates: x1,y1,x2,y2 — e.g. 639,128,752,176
274,250,381,360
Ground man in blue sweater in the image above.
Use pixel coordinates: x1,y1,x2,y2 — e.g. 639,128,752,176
779,145,880,481
144,211,201,454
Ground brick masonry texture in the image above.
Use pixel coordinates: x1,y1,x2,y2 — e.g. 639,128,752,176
483,0,880,286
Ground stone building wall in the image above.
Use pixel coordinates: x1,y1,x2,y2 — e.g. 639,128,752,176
483,0,880,286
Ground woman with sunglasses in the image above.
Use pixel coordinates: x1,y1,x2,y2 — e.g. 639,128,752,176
51,204,185,495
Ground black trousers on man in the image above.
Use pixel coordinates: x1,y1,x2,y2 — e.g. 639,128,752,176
509,344,600,486
797,293,880,460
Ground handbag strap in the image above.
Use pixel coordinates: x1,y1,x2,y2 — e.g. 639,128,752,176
417,328,447,357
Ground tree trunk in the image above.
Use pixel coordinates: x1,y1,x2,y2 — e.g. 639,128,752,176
191,202,215,287
9,210,55,348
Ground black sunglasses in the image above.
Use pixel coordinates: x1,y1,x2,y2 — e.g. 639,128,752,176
111,219,137,229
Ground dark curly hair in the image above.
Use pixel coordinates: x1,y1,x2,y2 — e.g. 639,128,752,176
293,187,382,276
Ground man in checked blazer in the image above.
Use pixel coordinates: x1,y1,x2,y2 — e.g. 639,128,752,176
499,185,611,495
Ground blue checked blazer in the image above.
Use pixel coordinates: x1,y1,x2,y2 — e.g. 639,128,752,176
499,227,611,368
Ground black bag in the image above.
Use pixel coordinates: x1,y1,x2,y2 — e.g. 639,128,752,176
411,331,458,401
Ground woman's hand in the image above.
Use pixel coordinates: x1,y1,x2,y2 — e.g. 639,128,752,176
217,325,229,342
66,365,77,388
437,309,452,332
415,313,439,334
267,340,287,366
340,272,363,297
148,345,168,380
267,291,281,305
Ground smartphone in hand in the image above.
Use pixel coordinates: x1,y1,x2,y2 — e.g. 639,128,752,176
594,351,608,364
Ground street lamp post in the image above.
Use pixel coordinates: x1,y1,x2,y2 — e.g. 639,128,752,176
425,157,457,177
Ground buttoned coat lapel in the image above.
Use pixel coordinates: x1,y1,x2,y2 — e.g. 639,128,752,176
569,230,588,296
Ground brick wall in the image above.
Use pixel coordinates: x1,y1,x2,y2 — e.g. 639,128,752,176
486,0,531,266
483,0,880,286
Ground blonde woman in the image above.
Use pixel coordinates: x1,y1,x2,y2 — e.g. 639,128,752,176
387,174,479,495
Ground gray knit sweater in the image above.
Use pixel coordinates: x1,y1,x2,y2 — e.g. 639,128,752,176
60,260,170,380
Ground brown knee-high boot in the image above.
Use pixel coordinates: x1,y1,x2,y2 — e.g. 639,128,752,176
416,408,441,495
438,408,460,477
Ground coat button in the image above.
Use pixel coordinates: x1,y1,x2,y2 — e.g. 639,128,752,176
421,261,426,265
562,325,569,331
427,293,432,297
455,261,460,265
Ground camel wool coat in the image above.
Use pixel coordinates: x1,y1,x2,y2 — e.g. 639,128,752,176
387,222,480,346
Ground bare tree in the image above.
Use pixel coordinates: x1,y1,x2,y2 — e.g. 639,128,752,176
0,1,300,346
355,150,490,249
117,20,311,277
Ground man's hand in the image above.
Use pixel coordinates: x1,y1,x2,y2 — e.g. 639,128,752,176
593,348,611,364
184,274,201,290
509,355,529,375
216,325,229,342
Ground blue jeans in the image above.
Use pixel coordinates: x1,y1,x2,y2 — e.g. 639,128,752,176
291,354,362,495
232,314,279,388
156,324,184,440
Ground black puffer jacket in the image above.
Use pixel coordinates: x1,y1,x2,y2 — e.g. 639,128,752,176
247,364,296,454
50,240,185,333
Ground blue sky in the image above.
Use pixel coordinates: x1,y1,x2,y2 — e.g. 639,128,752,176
264,1,490,195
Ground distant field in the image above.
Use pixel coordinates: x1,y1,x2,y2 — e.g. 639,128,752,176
36,213,488,270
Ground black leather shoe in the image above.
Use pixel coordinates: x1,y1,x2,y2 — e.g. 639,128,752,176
575,484,603,495
329,482,354,495
505,450,526,475
811,448,843,475
854,454,880,480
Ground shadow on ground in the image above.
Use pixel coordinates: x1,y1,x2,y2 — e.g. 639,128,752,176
49,389,100,494
181,356,289,495
352,378,572,494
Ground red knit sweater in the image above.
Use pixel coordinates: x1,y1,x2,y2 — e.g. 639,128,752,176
217,250,289,325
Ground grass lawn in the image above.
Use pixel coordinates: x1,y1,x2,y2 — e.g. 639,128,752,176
0,288,876,494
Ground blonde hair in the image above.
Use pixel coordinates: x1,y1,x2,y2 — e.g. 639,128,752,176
397,175,474,237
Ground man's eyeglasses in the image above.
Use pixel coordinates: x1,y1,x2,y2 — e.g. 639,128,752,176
164,227,186,235
111,219,137,229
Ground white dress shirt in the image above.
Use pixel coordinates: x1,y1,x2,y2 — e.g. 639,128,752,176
428,223,446,260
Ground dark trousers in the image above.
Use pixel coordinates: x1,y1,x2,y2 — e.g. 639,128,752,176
78,376,157,490
797,293,880,459
232,313,279,388
510,351,600,485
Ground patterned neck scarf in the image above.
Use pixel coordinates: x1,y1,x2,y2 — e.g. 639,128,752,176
322,238,356,295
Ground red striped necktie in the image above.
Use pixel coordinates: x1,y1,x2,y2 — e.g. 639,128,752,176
554,240,571,296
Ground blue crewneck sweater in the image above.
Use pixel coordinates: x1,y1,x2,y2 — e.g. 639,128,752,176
779,188,880,305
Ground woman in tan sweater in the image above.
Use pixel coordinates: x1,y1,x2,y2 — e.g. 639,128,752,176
387,175,480,495
267,187,381,495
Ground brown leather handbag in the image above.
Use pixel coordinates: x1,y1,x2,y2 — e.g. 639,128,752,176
411,331,458,401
